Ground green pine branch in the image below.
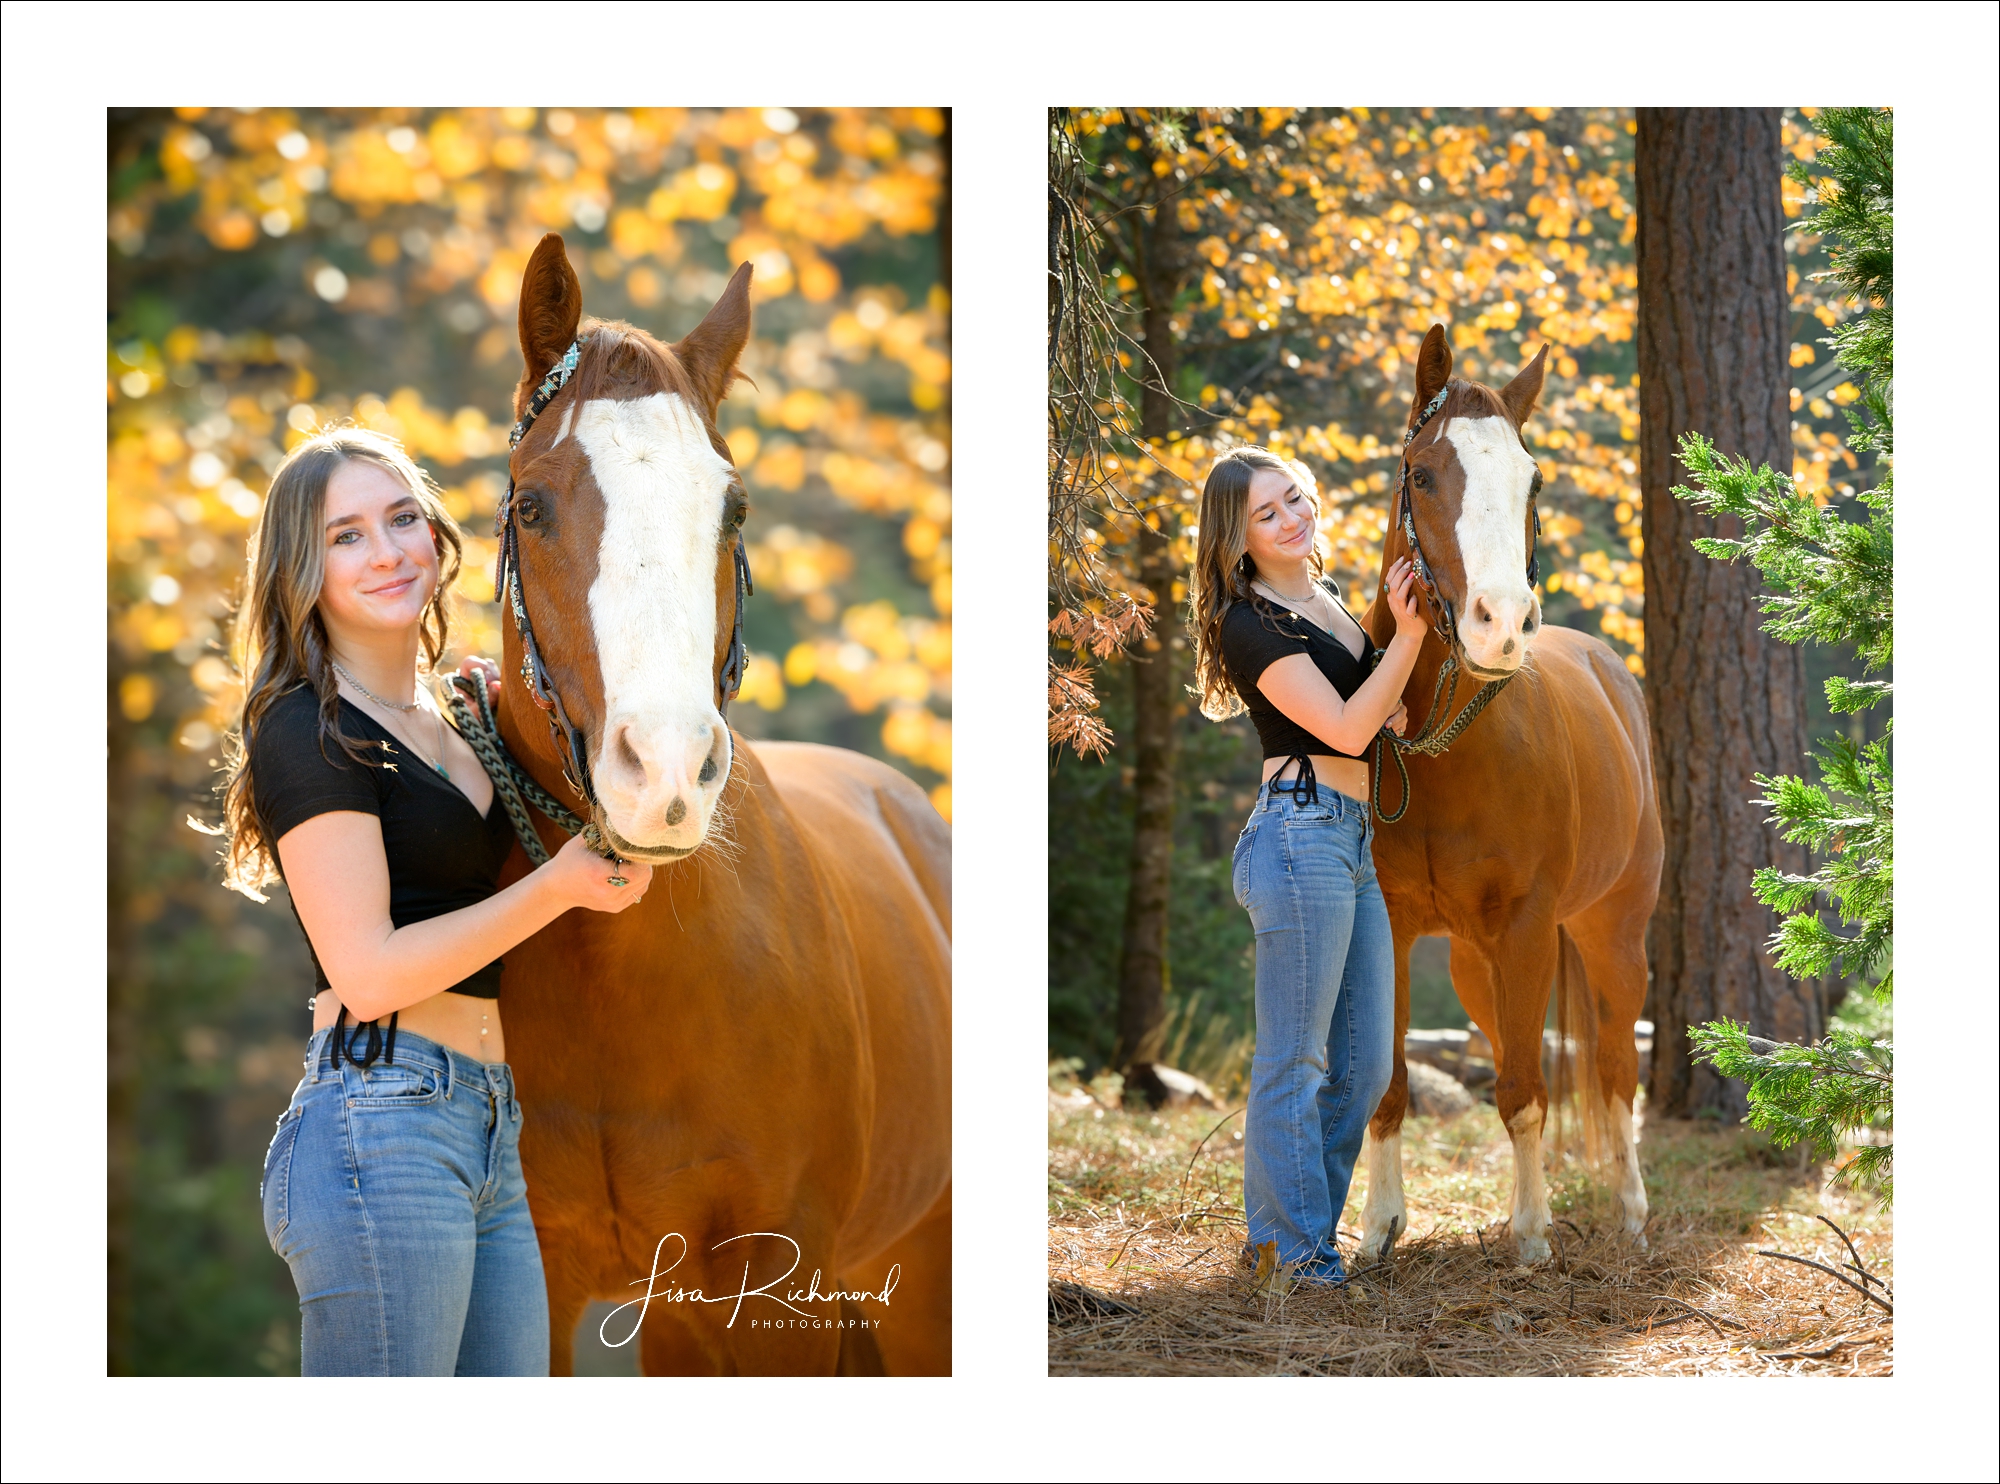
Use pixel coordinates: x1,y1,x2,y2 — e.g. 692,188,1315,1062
1748,736,1892,989
1675,434,1892,691
1678,107,1894,1204
1786,107,1893,459
1690,1020,1892,1203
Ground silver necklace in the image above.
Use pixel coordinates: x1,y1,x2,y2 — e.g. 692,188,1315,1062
1255,576,1327,606
331,659,449,776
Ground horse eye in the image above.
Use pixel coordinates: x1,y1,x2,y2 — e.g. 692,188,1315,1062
516,497,542,525
1412,468,1432,490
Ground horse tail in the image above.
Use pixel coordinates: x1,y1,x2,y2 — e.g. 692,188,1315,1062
1551,924,1609,1170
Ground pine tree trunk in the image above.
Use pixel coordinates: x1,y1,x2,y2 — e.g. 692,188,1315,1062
1113,199,1183,1076
1635,108,1817,1119
1115,532,1178,1070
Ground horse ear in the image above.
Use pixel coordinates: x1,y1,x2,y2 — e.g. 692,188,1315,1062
516,233,582,411
675,262,754,416
1500,343,1550,428
1412,323,1452,425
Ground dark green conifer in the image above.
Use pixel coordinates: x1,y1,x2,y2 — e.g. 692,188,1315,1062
1675,107,1893,1202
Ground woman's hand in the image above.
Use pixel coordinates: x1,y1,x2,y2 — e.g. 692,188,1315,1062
456,653,502,706
1385,699,1409,736
1385,557,1428,642
539,831,652,914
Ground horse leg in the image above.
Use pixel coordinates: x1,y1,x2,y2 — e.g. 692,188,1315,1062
638,1308,731,1376
846,1181,951,1375
1445,933,1501,1050
1359,920,1418,1264
1441,937,1533,1251
713,1229,845,1376
1566,900,1653,1245
542,1264,586,1379
1477,923,1561,1263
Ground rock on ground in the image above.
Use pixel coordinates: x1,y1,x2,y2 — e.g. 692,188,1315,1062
1124,1061,1225,1111
1406,1060,1475,1118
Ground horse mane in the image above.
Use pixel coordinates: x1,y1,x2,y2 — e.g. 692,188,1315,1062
1440,378,1511,424
563,317,705,410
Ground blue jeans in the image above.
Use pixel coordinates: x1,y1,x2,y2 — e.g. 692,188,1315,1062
1233,782,1396,1272
260,1027,549,1375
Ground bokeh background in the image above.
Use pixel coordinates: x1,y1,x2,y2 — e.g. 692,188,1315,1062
106,106,950,1374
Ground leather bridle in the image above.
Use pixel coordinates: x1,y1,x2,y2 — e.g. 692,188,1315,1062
493,336,753,810
1371,380,1544,824
1393,381,1542,647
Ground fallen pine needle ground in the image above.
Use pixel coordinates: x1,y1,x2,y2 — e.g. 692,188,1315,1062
1048,1088,1890,1377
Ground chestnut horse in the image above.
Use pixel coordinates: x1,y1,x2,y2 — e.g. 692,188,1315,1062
488,234,950,1373
1356,326,1661,1264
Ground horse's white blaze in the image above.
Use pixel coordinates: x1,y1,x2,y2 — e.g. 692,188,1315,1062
578,391,732,857
1610,1095,1650,1243
1359,1128,1407,1261
550,404,574,447
1506,1098,1552,1262
1444,414,1542,673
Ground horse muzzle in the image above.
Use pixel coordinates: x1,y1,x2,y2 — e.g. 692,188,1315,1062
1454,587,1541,677
590,709,732,858
596,815,700,862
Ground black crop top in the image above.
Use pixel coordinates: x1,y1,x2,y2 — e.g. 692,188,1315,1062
248,682,515,999
1219,584,1378,761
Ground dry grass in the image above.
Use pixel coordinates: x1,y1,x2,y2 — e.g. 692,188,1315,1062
1048,1090,1891,1376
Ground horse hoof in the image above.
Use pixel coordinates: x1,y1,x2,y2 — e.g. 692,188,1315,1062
1516,1233,1551,1264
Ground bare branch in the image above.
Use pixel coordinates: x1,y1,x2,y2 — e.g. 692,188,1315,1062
1754,1250,1894,1314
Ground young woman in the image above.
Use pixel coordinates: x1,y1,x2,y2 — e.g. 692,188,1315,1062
221,427,651,1375
1189,446,1427,1283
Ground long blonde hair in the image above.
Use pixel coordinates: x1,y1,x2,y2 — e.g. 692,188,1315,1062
217,427,463,898
1187,445,1323,721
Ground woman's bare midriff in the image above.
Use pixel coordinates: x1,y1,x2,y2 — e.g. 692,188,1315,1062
313,990,505,1064
1262,753,1370,805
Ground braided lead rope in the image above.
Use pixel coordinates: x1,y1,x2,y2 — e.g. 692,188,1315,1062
1370,642,1513,824
1372,648,1454,824
445,673,616,865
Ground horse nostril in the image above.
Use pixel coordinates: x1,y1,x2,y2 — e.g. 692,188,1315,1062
616,727,643,774
1473,599,1492,624
698,755,717,784
664,796,687,826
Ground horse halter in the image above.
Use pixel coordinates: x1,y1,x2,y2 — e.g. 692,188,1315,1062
493,337,754,810
1393,381,1543,646
1371,381,1543,825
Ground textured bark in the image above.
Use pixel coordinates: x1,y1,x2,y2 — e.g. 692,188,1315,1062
1113,199,1184,1075
1635,109,1816,1119
1114,532,1179,1069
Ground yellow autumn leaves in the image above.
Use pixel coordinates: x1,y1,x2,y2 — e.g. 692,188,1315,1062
109,106,953,817
1067,107,1868,679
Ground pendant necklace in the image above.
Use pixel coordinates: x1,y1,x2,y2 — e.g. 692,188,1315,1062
331,659,451,776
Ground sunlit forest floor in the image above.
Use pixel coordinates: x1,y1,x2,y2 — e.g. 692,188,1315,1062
1048,1088,1891,1377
